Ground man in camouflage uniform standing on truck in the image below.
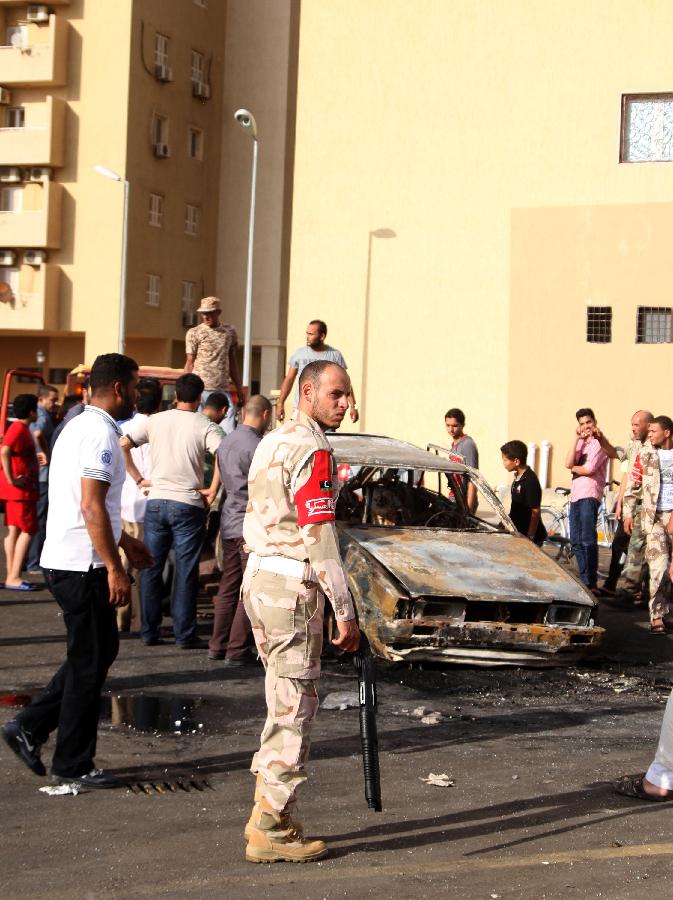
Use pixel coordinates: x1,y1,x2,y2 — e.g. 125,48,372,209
242,360,360,864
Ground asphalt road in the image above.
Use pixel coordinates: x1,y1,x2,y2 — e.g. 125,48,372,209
2,546,673,899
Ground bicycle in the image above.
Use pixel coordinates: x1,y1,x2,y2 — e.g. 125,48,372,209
540,481,619,562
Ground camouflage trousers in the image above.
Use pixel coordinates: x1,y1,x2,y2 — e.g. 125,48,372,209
242,562,324,814
621,510,646,592
645,510,673,621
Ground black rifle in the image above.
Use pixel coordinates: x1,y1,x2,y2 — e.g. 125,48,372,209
354,630,382,812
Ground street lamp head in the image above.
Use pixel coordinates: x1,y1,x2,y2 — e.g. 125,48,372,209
94,164,122,182
234,108,257,139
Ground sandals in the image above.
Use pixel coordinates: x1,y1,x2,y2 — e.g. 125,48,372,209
0,581,40,592
614,776,673,802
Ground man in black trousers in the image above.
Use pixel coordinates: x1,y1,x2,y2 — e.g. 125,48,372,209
1,354,152,788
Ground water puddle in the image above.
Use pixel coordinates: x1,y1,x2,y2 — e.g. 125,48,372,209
0,692,32,708
101,694,209,735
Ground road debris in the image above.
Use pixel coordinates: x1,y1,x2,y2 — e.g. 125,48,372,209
39,784,80,797
420,773,454,787
322,691,359,710
421,713,442,725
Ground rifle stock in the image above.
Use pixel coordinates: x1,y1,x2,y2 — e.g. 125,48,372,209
355,629,382,812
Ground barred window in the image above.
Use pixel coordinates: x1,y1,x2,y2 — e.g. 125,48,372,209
636,306,673,343
184,203,199,236
154,33,169,69
621,94,673,163
586,306,612,343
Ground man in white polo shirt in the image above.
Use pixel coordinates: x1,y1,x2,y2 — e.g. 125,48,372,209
1,354,152,788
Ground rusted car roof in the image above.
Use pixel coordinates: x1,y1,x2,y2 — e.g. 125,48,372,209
328,433,465,473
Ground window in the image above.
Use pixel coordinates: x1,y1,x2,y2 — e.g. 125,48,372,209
181,281,196,327
154,33,169,68
146,274,161,307
152,113,168,145
6,107,24,128
48,368,70,385
187,127,203,160
185,203,199,236
586,307,612,343
0,186,22,212
191,50,204,86
621,94,673,163
148,192,163,227
636,306,673,343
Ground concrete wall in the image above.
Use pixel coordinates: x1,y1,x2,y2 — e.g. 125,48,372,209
216,0,299,394
287,0,673,486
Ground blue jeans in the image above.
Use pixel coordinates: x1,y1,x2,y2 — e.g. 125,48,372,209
140,500,206,645
25,481,49,570
569,497,599,588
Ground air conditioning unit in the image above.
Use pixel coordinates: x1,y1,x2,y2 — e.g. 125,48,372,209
0,167,22,183
29,166,51,181
0,88,12,105
24,249,47,266
154,63,172,82
192,81,210,100
153,142,170,159
0,250,16,266
27,5,50,23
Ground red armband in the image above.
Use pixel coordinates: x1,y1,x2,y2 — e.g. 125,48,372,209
294,449,336,526
631,454,643,486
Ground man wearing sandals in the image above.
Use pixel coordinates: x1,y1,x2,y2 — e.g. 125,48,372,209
623,415,673,633
615,687,673,801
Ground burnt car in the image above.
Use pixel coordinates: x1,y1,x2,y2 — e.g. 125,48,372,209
328,433,604,666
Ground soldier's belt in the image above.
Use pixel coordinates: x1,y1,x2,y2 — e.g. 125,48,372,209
248,552,316,581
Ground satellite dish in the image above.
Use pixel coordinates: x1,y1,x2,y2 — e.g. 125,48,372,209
0,281,14,303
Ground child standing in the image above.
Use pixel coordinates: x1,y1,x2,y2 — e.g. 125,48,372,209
501,440,547,546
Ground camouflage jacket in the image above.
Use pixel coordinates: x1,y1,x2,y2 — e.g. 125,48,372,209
623,441,661,533
243,410,355,621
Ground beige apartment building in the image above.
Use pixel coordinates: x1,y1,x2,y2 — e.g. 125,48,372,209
284,0,673,488
0,0,297,397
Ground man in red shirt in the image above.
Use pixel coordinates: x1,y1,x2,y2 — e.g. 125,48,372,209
0,394,41,590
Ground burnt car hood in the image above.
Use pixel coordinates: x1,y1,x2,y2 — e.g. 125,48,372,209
342,526,594,606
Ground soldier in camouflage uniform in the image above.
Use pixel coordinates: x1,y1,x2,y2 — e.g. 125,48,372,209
242,360,359,864
623,415,673,632
601,410,652,600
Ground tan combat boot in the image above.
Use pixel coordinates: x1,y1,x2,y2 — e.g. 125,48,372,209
244,776,304,842
245,800,325,864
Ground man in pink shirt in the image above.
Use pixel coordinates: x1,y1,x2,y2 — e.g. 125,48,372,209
564,407,616,593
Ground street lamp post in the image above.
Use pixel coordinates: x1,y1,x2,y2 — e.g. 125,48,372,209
234,108,258,391
94,164,129,354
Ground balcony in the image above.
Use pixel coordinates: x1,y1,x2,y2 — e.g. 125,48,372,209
0,179,63,247
0,262,59,331
0,96,65,166
0,15,68,87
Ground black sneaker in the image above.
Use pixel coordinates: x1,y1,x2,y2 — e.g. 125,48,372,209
142,638,165,646
50,768,121,789
208,651,225,660
1,720,46,776
177,637,208,650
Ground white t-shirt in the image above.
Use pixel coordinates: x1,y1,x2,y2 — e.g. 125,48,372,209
120,414,152,524
41,405,125,572
125,408,223,507
657,448,673,511
287,345,347,406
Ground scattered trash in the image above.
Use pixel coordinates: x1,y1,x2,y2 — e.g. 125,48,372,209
611,840,623,848
411,706,428,718
511,774,519,780
39,784,80,797
421,714,442,725
420,773,454,787
541,861,550,866
321,691,359,710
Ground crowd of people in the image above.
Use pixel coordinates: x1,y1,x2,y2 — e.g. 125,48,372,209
3,297,673,852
